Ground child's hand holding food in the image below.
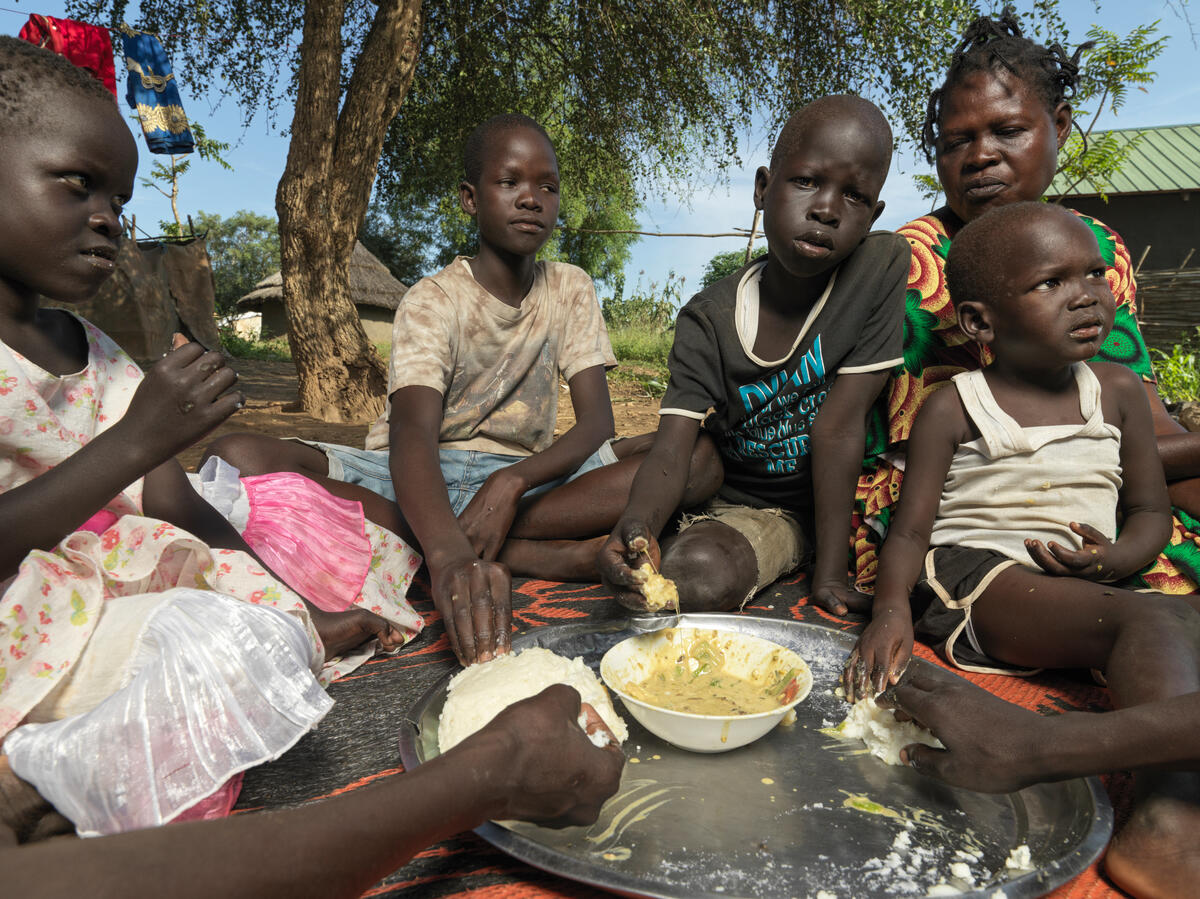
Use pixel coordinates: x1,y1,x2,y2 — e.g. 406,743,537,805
843,604,913,702
596,524,663,611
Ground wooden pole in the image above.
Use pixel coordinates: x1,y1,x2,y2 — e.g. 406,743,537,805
1168,249,1195,289
744,209,762,265
1134,245,1151,276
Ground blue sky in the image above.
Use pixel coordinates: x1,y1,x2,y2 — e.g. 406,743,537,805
7,0,1198,297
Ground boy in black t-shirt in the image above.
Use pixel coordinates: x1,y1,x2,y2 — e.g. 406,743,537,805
598,95,910,614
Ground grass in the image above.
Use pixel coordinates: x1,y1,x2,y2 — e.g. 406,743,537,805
221,320,675,400
1151,329,1200,404
221,331,292,362
222,333,394,366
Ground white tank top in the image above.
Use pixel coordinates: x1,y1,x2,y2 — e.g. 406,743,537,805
929,364,1122,561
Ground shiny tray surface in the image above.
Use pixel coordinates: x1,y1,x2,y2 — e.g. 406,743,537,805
398,614,1111,898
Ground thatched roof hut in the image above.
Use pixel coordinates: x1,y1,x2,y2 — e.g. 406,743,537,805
237,242,408,343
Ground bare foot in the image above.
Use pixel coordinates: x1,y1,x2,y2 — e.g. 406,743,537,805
1106,786,1200,898
306,605,406,660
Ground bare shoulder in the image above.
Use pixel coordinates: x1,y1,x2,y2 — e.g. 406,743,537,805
1089,361,1153,431
912,383,971,444
1088,361,1144,400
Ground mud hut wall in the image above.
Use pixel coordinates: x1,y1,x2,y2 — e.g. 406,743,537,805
161,238,223,349
359,306,394,344
258,301,290,339
48,237,179,362
258,299,391,344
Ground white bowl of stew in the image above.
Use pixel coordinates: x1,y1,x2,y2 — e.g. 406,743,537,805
600,627,812,753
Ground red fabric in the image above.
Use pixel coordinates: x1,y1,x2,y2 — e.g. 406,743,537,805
18,15,118,97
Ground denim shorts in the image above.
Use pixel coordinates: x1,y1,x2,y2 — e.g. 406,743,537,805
308,439,618,516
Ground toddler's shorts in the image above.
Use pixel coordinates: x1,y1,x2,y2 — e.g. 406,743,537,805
913,545,1040,677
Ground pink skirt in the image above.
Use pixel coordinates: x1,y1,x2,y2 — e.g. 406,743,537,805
240,472,372,612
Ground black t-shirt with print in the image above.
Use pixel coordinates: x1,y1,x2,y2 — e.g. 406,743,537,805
660,231,909,515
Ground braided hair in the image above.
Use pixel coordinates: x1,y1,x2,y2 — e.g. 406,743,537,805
921,5,1088,163
0,36,116,136
462,114,554,185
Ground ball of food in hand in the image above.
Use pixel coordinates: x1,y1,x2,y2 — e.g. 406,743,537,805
635,564,679,612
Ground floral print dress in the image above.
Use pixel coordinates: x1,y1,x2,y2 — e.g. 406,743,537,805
0,317,423,739
852,212,1200,595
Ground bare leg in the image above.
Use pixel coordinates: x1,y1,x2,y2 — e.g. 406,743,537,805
1168,476,1200,525
201,433,413,542
970,568,1200,899
659,520,758,612
202,433,329,479
508,431,723,540
498,536,608,581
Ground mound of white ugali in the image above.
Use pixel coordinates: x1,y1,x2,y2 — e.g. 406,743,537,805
438,647,629,753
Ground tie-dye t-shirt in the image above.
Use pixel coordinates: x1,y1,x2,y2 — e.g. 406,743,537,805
365,258,616,455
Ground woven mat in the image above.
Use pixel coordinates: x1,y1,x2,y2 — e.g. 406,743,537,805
235,571,1128,898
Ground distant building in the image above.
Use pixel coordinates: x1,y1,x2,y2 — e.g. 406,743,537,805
237,242,408,345
1047,123,1200,273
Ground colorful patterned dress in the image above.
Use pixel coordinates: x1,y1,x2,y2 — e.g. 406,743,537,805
0,317,424,738
852,212,1200,595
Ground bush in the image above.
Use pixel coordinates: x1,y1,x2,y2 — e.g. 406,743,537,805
1152,329,1200,403
220,329,292,362
602,272,682,370
701,246,767,288
602,271,684,331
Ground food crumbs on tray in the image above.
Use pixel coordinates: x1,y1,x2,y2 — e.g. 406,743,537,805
1005,844,1034,870
761,777,775,785
926,884,959,897
600,847,631,861
948,860,975,885
840,792,903,820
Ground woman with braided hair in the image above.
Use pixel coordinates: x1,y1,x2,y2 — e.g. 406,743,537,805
843,11,1200,894
851,7,1200,601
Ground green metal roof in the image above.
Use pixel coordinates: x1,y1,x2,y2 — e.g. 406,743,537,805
1047,123,1200,198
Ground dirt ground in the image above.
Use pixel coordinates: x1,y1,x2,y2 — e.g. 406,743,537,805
177,358,663,471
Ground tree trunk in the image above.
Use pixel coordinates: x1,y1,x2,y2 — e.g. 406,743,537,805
276,0,423,422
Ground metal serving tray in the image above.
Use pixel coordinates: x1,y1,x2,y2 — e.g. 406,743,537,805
398,614,1111,898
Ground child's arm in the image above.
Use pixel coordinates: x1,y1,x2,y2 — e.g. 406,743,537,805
808,370,890,615
0,343,241,578
844,386,964,701
596,415,702,608
389,385,511,666
457,364,614,561
1023,364,1172,582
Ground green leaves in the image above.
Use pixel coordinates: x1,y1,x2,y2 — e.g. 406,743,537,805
191,209,281,319
1054,22,1168,200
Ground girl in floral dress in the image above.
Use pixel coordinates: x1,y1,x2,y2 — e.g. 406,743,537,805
0,37,420,834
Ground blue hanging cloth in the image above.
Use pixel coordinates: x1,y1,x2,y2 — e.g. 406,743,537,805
119,28,194,155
